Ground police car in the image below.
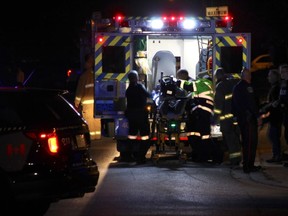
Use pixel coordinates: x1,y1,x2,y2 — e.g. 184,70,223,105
0,87,99,215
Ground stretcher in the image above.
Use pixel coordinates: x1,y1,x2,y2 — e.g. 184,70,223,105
150,74,192,164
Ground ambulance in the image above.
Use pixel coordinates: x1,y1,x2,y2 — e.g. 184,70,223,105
83,12,251,144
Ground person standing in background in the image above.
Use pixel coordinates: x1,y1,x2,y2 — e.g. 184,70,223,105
260,69,282,163
75,53,100,140
232,68,261,173
213,67,242,166
278,64,288,167
125,70,151,164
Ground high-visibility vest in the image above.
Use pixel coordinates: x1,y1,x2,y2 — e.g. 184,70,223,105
192,78,214,114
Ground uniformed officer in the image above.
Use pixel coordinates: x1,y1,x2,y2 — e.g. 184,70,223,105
125,70,151,164
232,68,261,173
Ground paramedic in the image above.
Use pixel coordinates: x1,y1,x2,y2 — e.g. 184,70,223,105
187,76,219,163
125,70,151,164
213,67,242,166
176,68,194,82
74,53,99,140
232,68,261,173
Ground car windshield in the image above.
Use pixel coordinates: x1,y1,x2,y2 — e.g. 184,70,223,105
0,90,83,127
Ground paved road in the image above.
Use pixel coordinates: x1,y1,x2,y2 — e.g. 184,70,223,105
43,124,288,216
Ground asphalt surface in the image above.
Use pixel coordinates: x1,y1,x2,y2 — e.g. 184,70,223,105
110,123,288,189
248,152,288,189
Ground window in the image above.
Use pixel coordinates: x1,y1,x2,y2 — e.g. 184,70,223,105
220,46,243,74
102,46,125,73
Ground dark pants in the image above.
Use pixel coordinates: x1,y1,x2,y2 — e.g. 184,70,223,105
187,108,214,162
220,119,242,164
238,116,258,169
267,121,282,159
125,109,150,162
117,139,150,162
126,109,150,137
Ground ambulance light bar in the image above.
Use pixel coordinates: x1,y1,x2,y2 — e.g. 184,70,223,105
100,15,233,33
139,16,212,31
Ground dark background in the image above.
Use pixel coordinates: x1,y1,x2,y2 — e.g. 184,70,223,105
0,0,287,88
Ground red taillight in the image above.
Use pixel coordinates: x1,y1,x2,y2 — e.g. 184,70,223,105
39,133,59,154
47,137,59,153
26,131,59,154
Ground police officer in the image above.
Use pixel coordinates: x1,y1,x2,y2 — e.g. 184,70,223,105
125,70,151,164
74,53,99,140
232,68,261,173
213,68,242,166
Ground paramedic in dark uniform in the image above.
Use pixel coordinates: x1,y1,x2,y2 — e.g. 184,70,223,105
232,68,261,173
213,68,242,166
125,70,151,164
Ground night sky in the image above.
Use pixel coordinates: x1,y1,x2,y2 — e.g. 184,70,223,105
0,0,287,87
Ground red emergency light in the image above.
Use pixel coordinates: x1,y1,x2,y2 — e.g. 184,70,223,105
237,37,244,44
224,16,232,21
114,15,124,22
97,36,104,43
216,16,233,28
67,69,72,77
161,16,183,28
